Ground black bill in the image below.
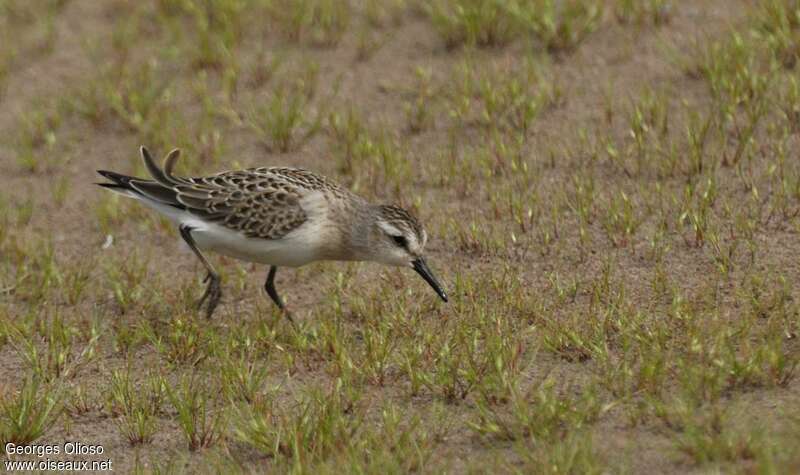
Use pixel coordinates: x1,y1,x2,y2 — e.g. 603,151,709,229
412,258,448,302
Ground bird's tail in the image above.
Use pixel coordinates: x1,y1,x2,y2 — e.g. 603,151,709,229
96,146,187,207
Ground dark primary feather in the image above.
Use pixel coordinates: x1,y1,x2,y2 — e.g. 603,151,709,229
140,146,180,187
129,180,183,206
96,169,185,210
96,169,135,189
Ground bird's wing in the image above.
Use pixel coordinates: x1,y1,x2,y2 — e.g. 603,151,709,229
130,147,336,240
174,169,311,240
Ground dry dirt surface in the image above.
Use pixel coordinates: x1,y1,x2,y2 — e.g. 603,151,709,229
2,0,800,473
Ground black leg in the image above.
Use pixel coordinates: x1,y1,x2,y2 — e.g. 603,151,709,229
179,225,221,319
264,266,284,309
265,266,295,325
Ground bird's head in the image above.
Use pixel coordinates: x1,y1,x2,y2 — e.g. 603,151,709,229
365,204,448,302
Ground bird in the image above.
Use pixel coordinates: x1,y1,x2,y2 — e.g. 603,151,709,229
96,146,448,321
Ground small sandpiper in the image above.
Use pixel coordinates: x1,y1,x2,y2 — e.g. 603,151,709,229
96,146,447,320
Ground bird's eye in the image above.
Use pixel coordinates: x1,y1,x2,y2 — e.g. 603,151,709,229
392,235,407,248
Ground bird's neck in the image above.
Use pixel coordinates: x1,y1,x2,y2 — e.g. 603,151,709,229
329,199,378,261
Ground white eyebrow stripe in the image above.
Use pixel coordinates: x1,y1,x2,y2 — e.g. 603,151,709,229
377,221,403,236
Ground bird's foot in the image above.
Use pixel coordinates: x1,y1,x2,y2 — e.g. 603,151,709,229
196,272,222,319
282,307,297,329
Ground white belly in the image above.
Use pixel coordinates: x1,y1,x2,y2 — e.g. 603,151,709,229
192,222,319,267
140,199,322,267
